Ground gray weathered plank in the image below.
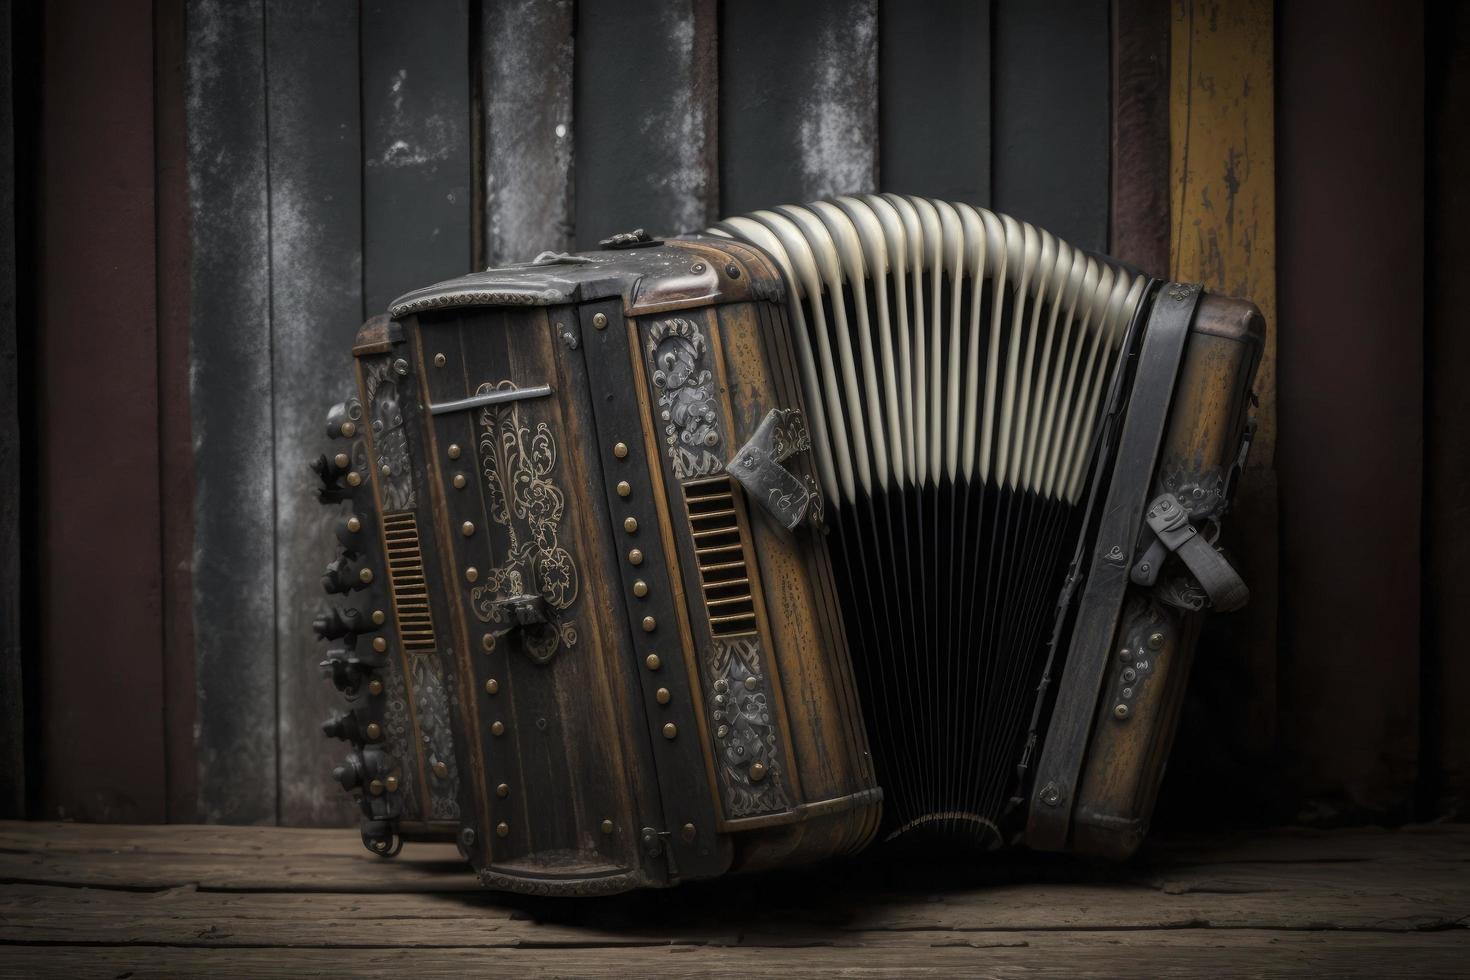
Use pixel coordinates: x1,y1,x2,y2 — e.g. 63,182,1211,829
574,0,718,245
481,0,574,264
0,0,20,820
719,0,878,213
5,931,1469,979
878,0,990,204
361,0,474,314
991,0,1110,251
265,0,367,828
186,0,277,825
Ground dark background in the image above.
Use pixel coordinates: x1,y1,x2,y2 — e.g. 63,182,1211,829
0,0,1464,834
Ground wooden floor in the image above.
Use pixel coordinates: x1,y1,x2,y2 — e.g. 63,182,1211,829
0,821,1466,977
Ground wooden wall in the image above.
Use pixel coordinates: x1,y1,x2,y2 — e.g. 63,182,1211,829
9,0,1464,830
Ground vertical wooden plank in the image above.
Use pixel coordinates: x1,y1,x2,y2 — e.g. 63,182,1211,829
574,0,717,247
187,0,277,824
361,0,473,315
156,0,199,822
38,0,166,821
481,0,573,265
1109,0,1171,273
719,0,878,214
0,0,21,819
991,0,1109,251
1163,0,1283,823
1426,0,1470,820
878,0,990,204
267,1,365,827
1275,0,1421,817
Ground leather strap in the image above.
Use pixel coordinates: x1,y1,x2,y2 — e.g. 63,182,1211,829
1132,493,1249,611
1025,282,1201,852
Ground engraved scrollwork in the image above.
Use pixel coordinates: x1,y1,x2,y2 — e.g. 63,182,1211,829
1158,459,1228,523
467,381,579,659
362,357,416,511
707,636,791,817
411,655,460,820
647,318,723,479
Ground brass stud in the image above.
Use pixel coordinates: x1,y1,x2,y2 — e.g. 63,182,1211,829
433,352,447,367
448,443,462,460
1114,703,1130,719
340,420,356,438
496,822,510,838
359,568,374,584
662,722,678,739
491,721,505,736
432,760,448,778
616,480,632,498
334,452,350,469
496,782,509,798
624,516,638,533
346,471,362,487
452,473,467,489
372,609,386,625
368,678,384,696
1148,632,1165,650
633,579,649,598
656,687,671,705
628,548,643,566
749,762,767,782
642,616,656,633
645,653,661,670
600,819,614,835
346,516,362,533
744,676,758,690
465,566,479,583
365,722,382,741
613,441,629,458
381,464,392,477
1118,647,1133,662
461,521,476,537
593,312,608,329
385,775,399,793
369,778,385,796
372,636,387,653
681,822,696,841
481,633,495,652
484,678,499,695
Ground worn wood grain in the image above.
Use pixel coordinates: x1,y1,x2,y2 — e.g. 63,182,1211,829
992,0,1110,252
264,0,366,830
1275,0,1422,819
878,0,989,204
1110,0,1171,273
1159,0,1282,829
362,0,473,314
0,0,20,820
38,0,167,822
481,0,574,265
574,0,717,246
719,0,878,213
5,931,1468,979
186,0,277,825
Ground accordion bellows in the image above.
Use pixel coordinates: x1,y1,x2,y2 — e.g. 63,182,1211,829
313,195,1261,895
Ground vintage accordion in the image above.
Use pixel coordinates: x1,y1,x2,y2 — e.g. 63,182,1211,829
312,195,1261,895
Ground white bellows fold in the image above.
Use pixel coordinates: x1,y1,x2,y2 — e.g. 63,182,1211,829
710,196,1148,509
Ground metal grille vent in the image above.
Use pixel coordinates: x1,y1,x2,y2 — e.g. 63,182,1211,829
684,477,757,636
381,511,437,652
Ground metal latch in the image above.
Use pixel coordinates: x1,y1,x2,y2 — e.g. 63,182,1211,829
726,408,823,530
1130,493,1249,611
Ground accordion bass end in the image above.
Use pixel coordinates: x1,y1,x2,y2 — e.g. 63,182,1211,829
313,197,1261,892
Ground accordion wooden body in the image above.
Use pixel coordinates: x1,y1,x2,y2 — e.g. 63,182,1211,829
312,196,1262,895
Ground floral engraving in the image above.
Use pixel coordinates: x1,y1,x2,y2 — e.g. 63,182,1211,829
468,380,578,660
362,357,416,511
647,318,723,479
708,635,791,817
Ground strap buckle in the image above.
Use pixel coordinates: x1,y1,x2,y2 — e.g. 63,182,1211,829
1130,492,1249,611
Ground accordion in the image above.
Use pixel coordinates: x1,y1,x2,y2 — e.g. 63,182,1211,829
312,195,1261,895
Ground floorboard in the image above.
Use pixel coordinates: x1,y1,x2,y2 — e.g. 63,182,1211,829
0,822,1465,977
